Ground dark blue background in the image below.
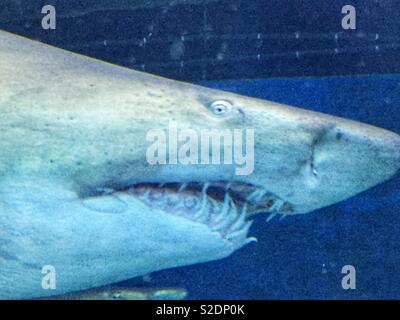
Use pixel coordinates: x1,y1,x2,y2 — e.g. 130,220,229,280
1,0,400,81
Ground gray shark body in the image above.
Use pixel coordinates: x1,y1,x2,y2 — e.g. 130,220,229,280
0,31,399,299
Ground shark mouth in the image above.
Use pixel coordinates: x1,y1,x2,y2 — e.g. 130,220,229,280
106,181,295,248
83,181,295,249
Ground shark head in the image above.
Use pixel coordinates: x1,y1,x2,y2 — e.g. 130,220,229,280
90,78,400,216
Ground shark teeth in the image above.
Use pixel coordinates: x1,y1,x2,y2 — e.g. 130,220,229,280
121,180,294,243
94,179,296,247
93,181,295,225
125,182,260,249
205,180,294,216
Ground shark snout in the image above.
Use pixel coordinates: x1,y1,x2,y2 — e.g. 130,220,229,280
296,118,400,212
238,98,400,213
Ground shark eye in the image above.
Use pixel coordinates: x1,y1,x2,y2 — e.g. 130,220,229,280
209,100,232,117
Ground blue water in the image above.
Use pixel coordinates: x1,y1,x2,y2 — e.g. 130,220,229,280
2,0,400,81
120,75,400,299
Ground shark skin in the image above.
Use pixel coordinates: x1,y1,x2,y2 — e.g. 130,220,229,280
0,30,399,299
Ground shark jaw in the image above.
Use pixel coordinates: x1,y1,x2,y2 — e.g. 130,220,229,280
83,181,294,219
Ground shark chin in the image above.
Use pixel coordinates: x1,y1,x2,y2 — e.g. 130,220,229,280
0,30,400,299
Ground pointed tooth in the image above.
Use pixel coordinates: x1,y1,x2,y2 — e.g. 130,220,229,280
200,188,208,210
279,214,287,221
202,182,210,194
211,194,232,230
266,212,277,222
270,199,284,212
225,221,253,248
226,199,239,224
220,192,230,217
197,198,212,223
246,189,258,202
213,196,239,232
229,204,247,232
247,189,266,202
178,183,188,192
241,203,248,216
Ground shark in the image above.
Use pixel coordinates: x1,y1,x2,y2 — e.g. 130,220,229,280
0,30,399,299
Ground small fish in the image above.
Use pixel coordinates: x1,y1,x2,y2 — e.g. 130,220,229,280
47,286,188,300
